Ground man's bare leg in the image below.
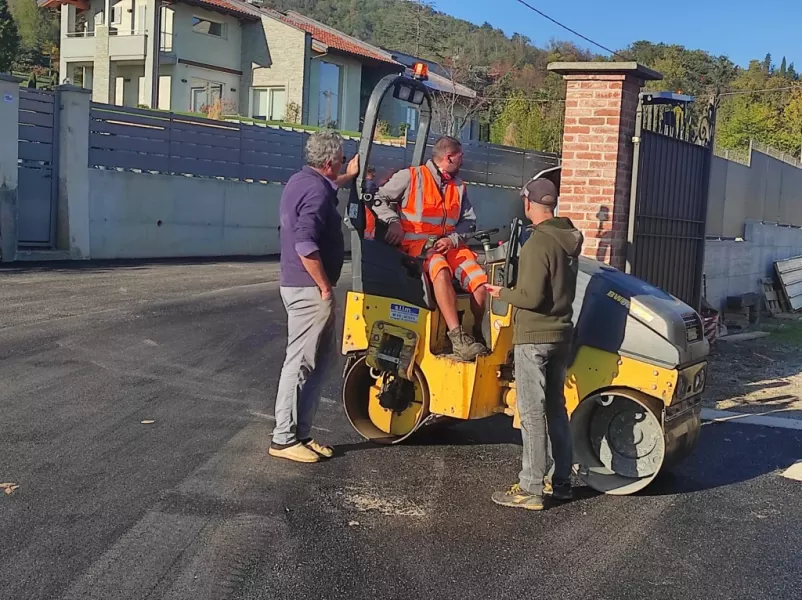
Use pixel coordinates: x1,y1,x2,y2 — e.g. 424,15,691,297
470,284,487,326
432,268,487,360
432,268,460,330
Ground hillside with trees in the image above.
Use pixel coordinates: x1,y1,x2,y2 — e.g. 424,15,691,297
266,0,801,156
2,0,800,156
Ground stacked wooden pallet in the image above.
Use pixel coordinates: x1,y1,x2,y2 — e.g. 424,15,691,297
774,255,802,312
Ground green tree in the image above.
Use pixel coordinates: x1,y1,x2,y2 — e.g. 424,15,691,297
717,98,779,150
489,92,561,152
780,56,788,78
8,0,59,72
0,0,20,73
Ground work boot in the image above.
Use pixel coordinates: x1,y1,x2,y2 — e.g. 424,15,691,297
447,327,488,361
268,442,320,463
491,484,545,511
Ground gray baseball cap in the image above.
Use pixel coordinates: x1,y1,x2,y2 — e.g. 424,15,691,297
521,178,559,207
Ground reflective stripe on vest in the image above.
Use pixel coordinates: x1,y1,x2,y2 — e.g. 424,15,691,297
400,166,464,245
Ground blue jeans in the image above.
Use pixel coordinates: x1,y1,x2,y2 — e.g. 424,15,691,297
272,286,336,446
515,343,573,495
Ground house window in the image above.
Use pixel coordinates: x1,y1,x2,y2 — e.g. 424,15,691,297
190,80,223,112
318,61,341,128
192,16,225,38
251,87,286,121
110,5,122,25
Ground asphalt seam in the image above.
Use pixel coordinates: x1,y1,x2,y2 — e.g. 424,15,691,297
701,408,802,430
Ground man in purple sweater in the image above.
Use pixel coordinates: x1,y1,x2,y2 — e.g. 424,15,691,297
270,131,358,463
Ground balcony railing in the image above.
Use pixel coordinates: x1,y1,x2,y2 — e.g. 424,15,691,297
160,32,174,53
110,28,148,36
62,29,176,56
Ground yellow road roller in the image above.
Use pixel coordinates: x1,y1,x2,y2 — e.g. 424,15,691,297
341,67,709,495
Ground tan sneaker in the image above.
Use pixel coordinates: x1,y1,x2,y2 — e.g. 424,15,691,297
303,439,334,458
268,442,320,463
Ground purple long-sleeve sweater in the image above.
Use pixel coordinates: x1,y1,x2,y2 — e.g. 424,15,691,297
279,166,345,288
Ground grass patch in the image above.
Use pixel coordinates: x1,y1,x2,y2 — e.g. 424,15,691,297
761,319,802,345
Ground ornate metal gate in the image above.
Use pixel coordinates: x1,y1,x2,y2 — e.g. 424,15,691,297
627,92,717,310
17,88,59,247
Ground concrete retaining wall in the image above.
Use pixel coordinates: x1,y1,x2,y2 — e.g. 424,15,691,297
87,169,524,260
0,75,21,262
704,220,802,310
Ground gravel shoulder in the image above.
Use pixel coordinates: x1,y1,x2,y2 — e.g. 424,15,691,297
704,319,802,420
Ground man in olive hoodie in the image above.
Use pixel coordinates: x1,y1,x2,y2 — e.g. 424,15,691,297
485,178,583,511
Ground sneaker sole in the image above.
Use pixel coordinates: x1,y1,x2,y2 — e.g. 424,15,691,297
491,498,545,511
268,448,320,463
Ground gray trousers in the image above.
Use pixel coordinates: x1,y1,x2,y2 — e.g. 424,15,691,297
515,342,573,495
272,286,336,446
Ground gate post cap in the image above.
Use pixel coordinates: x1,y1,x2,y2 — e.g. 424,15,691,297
547,61,663,81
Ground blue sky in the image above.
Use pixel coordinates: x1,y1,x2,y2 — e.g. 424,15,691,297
434,0,801,68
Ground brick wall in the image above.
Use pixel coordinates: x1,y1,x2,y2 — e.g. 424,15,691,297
557,74,643,270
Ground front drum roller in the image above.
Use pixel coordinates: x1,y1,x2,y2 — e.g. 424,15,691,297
342,355,430,444
571,388,701,495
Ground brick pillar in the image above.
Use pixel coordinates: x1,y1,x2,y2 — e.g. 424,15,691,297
548,62,662,270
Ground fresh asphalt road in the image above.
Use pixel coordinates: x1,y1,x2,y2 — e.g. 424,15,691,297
1,259,801,600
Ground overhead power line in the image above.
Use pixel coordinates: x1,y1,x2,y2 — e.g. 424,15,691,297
719,85,801,97
510,0,628,60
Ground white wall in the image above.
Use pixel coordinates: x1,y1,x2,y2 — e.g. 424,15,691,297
88,170,283,259
169,63,240,113
704,220,802,310
84,169,521,260
171,4,242,72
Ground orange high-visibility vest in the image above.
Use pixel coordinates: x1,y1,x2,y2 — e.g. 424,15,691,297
400,166,465,256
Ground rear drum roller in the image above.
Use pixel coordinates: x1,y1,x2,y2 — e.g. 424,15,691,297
571,389,669,495
342,355,430,444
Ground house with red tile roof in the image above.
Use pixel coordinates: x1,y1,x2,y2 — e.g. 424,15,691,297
47,0,479,138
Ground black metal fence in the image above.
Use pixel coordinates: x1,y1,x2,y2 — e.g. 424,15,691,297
628,95,717,309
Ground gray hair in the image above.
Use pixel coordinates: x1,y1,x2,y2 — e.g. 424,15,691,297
305,130,344,168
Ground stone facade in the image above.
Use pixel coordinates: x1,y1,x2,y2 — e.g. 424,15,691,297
92,26,114,104
549,63,661,270
240,17,310,123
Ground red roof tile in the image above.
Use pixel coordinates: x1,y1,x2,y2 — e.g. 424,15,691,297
276,11,400,66
183,0,261,20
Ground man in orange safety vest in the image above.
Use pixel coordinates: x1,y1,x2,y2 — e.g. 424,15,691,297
371,136,488,361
